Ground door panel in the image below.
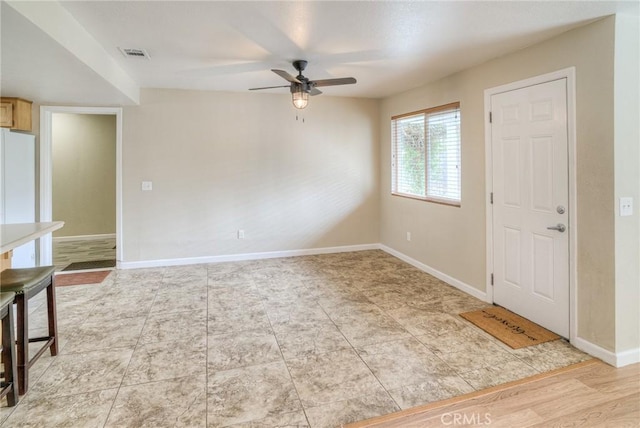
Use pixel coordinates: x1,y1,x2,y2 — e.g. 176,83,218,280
491,78,569,337
503,227,521,287
531,137,554,212
502,138,521,207
532,232,554,300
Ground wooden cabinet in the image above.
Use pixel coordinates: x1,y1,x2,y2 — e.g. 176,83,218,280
1,251,12,272
0,97,32,131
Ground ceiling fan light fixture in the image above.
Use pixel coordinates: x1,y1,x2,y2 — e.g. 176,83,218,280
292,89,308,109
249,60,356,109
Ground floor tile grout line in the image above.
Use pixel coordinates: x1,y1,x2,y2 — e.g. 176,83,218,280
12,297,127,428
100,269,164,427
14,286,102,407
3,251,592,427
316,300,404,414
348,277,470,392
338,278,498,409
260,288,312,427
377,305,476,392
321,274,508,403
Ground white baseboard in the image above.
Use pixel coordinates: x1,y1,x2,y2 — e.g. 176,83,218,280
573,336,640,367
114,240,640,368
53,233,116,242
118,243,380,270
614,347,640,367
378,244,489,302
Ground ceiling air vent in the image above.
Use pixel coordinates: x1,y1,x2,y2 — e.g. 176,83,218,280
118,47,150,59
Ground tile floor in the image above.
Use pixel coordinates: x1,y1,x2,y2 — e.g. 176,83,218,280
53,237,116,271
0,250,590,427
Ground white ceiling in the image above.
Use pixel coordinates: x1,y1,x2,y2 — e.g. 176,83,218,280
2,1,638,105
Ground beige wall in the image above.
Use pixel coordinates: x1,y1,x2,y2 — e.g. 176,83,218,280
614,13,640,354
39,13,632,356
380,17,622,351
122,89,379,262
52,113,116,237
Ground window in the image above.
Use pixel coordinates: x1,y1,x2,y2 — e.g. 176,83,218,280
391,102,461,205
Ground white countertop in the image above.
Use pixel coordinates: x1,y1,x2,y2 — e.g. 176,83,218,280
0,222,64,253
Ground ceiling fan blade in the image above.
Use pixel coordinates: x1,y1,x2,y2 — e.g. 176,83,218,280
271,69,301,83
311,77,357,87
309,88,323,96
249,85,291,91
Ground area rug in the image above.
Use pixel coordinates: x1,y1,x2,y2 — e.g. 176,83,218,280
55,270,111,287
62,259,116,271
460,306,560,349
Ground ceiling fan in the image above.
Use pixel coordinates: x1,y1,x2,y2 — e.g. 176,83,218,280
249,60,356,109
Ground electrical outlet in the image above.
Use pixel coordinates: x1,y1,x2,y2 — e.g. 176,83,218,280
620,197,633,216
141,181,153,191
237,229,245,239
406,232,411,241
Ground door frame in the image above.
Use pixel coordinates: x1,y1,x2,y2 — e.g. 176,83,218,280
484,67,577,342
38,106,123,267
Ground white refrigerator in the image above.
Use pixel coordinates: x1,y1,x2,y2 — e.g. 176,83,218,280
0,128,36,268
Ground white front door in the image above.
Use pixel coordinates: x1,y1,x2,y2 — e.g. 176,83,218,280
491,78,569,337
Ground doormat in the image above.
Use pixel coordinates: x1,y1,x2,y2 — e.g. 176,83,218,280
55,270,111,287
460,306,560,349
62,259,116,271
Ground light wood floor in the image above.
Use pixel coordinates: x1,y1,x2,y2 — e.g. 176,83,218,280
347,359,640,427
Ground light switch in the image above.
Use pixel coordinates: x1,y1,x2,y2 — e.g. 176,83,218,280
141,181,153,191
620,197,633,216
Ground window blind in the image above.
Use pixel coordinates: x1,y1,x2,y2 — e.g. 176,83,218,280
391,102,461,204
392,112,426,197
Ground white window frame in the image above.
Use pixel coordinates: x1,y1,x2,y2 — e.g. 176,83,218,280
391,102,461,206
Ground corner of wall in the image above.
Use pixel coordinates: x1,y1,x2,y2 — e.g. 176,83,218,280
613,12,640,357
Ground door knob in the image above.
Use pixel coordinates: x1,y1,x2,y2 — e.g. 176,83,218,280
547,224,566,233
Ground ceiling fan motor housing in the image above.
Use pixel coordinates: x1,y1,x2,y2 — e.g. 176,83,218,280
290,81,314,94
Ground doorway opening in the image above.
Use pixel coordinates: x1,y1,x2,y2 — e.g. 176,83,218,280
39,106,123,269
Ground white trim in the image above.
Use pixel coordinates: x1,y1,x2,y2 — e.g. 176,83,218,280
573,336,640,368
118,244,380,270
121,242,489,304
614,347,640,368
379,244,489,302
566,68,578,346
483,67,577,343
484,88,494,303
53,233,116,243
39,106,123,266
572,337,617,366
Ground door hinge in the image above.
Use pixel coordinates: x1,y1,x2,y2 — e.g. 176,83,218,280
489,111,492,123
490,192,493,204
491,273,494,285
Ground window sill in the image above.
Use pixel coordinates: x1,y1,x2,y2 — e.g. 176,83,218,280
391,192,461,207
